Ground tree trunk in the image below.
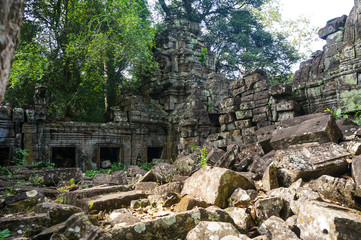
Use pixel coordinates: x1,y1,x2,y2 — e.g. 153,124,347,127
0,0,23,102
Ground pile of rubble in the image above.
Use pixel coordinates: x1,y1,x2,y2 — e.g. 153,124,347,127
1,112,361,240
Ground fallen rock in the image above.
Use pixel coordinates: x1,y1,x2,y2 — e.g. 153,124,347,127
226,207,253,232
4,190,45,212
127,165,147,178
352,155,361,196
270,114,342,150
181,167,254,208
41,168,83,186
75,190,148,212
297,201,361,240
171,153,200,176
107,208,141,228
186,221,246,240
253,197,284,223
207,148,226,165
93,174,112,185
340,140,361,155
273,142,350,186
262,163,278,191
0,213,50,238
258,216,300,240
152,181,183,195
34,202,82,225
110,170,128,185
229,188,258,208
307,175,357,208
249,151,275,179
134,182,158,193
103,208,234,240
174,195,208,213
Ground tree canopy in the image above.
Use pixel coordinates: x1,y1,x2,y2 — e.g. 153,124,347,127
156,0,301,81
6,0,156,121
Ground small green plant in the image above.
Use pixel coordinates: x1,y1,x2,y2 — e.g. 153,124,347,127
29,174,44,184
110,162,127,171
0,229,11,238
12,148,32,166
199,47,207,63
325,94,361,125
55,197,65,204
140,162,154,171
89,202,94,209
60,188,69,193
190,144,209,167
68,178,74,186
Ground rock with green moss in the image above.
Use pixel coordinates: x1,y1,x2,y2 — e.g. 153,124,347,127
181,167,254,208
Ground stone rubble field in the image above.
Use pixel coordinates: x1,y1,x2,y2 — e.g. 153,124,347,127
1,113,361,240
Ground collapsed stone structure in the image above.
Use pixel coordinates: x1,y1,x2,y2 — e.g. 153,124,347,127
2,1,361,172
3,1,361,240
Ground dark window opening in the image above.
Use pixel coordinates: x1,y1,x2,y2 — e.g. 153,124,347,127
52,147,76,167
100,147,120,163
0,147,10,166
147,147,163,163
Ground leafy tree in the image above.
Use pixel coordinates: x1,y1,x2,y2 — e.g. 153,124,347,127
156,0,301,82
7,0,156,121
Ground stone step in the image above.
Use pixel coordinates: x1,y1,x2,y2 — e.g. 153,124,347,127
75,190,148,212
62,184,134,204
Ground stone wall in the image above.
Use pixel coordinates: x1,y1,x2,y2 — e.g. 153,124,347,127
293,0,361,113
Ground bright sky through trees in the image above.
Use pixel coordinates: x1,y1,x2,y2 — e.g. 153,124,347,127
279,0,354,53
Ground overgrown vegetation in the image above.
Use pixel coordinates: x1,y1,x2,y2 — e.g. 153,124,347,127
140,162,155,171
84,162,127,179
325,94,361,125
190,144,209,167
0,229,11,238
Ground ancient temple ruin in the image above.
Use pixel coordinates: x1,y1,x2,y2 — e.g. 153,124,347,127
2,1,361,171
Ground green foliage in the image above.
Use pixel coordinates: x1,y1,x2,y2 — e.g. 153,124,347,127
68,178,75,186
7,0,157,121
33,161,55,169
110,162,127,171
157,0,301,80
325,94,361,125
29,174,44,184
12,148,32,166
140,162,155,171
55,197,65,204
199,48,207,63
190,144,209,167
0,229,11,238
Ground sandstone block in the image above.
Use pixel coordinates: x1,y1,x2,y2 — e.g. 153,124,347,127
235,110,253,120
258,216,300,240
181,167,254,208
297,201,361,240
274,143,349,186
174,195,208,213
186,221,246,240
269,84,292,97
270,114,342,150
262,163,279,191
253,197,284,223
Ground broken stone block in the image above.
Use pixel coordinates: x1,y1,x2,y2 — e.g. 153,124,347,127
174,195,208,213
249,151,275,179
258,216,300,240
253,197,284,223
75,190,148,212
207,148,225,165
318,15,347,40
42,168,83,186
0,213,50,238
226,207,253,232
107,208,234,239
352,155,361,196
296,201,361,240
171,153,200,176
93,174,112,185
229,188,258,208
273,143,350,186
34,202,82,226
340,140,361,155
134,182,158,193
107,208,141,228
307,175,357,208
269,84,292,97
181,167,254,208
110,170,128,185
270,114,342,150
4,190,45,212
152,182,183,195
127,165,147,178
186,221,244,240
262,163,279,191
